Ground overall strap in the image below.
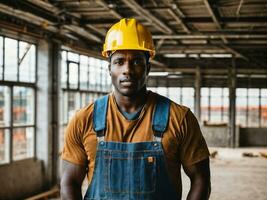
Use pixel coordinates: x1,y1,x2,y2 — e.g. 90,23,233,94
152,95,171,138
93,95,109,137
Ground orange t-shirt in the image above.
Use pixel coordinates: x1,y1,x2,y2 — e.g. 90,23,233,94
62,91,209,194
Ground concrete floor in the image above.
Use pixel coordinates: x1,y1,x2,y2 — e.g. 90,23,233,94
182,148,267,200
56,148,267,200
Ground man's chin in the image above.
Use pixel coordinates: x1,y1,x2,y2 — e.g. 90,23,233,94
118,88,138,97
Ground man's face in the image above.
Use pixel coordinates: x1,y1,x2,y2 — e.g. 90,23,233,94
109,50,150,97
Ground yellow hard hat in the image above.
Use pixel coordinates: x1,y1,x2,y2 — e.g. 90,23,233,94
102,18,155,58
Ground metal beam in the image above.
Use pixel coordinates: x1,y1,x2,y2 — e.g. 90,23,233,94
155,39,165,50
203,0,222,29
236,0,244,16
219,43,249,62
63,25,102,43
96,0,122,19
121,0,173,34
166,9,190,33
0,3,58,32
203,0,228,44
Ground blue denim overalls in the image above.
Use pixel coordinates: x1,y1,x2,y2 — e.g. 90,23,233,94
84,95,179,200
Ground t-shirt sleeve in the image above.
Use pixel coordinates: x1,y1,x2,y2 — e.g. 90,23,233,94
61,112,88,166
179,110,210,166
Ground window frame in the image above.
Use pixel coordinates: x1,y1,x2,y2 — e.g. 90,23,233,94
0,35,37,164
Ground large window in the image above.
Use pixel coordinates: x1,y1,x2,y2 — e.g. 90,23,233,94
201,87,229,124
236,88,267,127
60,50,112,150
61,50,111,123
0,36,36,164
148,87,195,112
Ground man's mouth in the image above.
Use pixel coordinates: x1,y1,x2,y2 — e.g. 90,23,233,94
120,78,135,86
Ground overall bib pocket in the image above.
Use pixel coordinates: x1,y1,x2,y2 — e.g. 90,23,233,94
104,155,157,194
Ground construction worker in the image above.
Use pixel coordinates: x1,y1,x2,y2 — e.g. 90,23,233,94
61,18,211,200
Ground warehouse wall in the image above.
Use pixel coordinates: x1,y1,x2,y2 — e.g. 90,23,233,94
201,125,241,147
0,159,43,199
240,128,267,146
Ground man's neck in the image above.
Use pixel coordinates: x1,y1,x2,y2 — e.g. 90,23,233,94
113,88,148,113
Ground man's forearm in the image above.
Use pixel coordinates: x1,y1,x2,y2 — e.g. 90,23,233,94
186,178,211,200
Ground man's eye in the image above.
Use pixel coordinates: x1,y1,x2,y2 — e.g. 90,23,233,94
114,60,124,65
133,60,143,65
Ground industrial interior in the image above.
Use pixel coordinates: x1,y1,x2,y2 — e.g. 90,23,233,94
0,0,266,199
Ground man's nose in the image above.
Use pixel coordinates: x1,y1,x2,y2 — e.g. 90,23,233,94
122,61,133,75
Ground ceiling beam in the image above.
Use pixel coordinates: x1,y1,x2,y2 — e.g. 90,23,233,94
0,3,58,32
166,9,191,33
120,0,173,34
203,0,222,30
219,43,249,61
63,25,102,43
236,0,244,16
96,0,122,19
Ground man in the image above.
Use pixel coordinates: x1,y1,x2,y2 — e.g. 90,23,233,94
61,18,211,200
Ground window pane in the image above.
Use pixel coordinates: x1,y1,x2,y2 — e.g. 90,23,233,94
0,86,11,127
261,89,267,127
0,36,3,80
210,88,222,123
62,92,68,124
13,87,34,126
248,88,259,97
236,88,247,97
61,51,67,88
201,87,209,122
80,56,88,90
69,63,78,89
248,97,259,127
182,87,194,112
156,87,167,97
67,52,79,62
103,61,112,91
12,127,34,161
19,41,36,82
95,60,102,90
89,58,97,90
236,88,247,127
81,93,89,107
222,88,229,123
261,97,267,127
201,87,209,96
62,92,82,124
0,129,9,164
168,87,181,104
248,89,260,127
261,89,267,97
59,125,67,153
4,38,18,81
100,64,105,88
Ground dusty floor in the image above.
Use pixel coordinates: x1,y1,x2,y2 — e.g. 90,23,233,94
182,148,267,200
55,148,267,200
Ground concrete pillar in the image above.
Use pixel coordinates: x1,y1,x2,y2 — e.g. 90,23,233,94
194,66,201,121
228,57,236,148
36,39,51,187
36,40,61,188
50,42,61,185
